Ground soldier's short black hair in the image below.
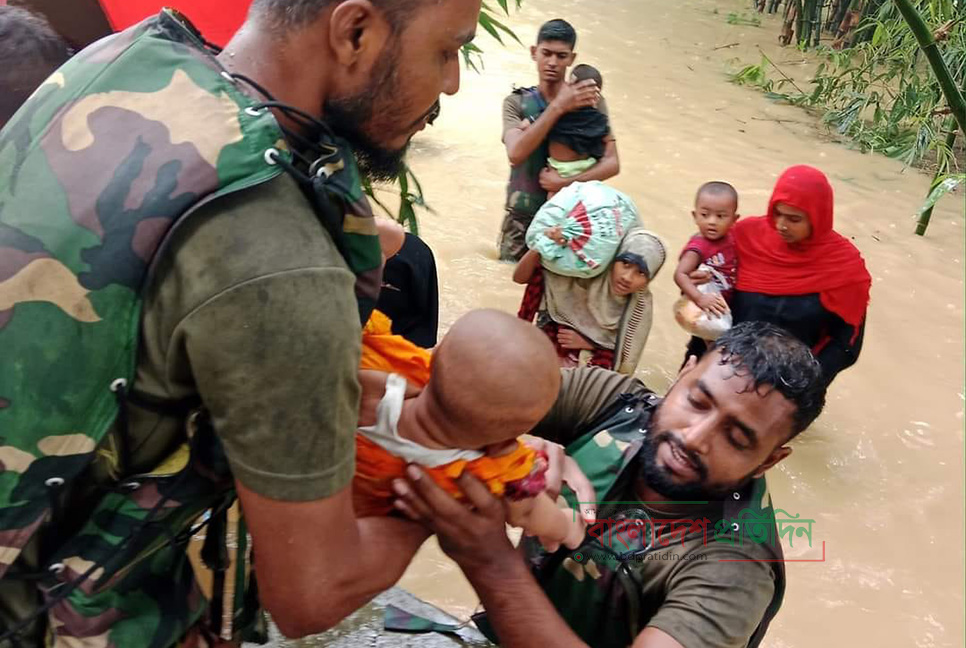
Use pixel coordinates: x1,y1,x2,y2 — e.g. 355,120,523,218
251,0,419,34
537,18,576,48
695,181,739,208
571,63,602,90
0,6,69,127
709,321,827,438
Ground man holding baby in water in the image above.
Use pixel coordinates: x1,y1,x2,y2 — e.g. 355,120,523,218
497,18,621,261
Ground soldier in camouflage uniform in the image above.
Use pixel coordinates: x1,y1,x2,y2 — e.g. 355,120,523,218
393,322,828,648
0,0,482,645
497,19,620,262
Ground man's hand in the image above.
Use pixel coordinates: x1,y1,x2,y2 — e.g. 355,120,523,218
550,79,600,114
520,437,596,523
557,328,595,351
392,467,516,573
539,167,569,193
545,226,567,246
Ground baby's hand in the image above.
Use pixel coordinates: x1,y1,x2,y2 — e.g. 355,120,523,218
563,514,587,550
544,226,567,246
535,515,586,552
696,293,730,317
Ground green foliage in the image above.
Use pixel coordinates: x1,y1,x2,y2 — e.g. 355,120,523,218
363,165,434,236
920,172,965,213
363,0,525,232
736,0,964,170
732,0,965,233
730,57,775,90
727,11,763,26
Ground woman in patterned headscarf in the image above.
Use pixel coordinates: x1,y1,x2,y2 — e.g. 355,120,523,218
516,228,667,375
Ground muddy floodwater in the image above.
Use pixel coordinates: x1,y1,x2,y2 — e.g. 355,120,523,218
379,0,966,646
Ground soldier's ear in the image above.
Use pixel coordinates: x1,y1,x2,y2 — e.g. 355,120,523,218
678,355,698,378
753,446,791,478
328,0,390,69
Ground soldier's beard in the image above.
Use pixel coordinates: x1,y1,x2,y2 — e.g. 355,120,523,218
323,42,410,182
640,406,756,502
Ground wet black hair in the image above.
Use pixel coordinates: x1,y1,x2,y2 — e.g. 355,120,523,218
571,63,602,90
537,18,576,48
709,321,826,438
695,181,739,209
548,107,609,158
0,6,69,127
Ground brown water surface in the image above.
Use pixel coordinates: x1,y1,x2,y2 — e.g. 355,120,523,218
391,0,966,646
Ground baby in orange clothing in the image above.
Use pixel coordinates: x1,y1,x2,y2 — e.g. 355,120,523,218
355,308,586,550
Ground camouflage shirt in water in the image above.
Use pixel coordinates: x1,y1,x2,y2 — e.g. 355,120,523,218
476,367,786,648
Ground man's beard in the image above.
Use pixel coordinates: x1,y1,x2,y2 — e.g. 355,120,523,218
321,41,410,182
639,406,755,502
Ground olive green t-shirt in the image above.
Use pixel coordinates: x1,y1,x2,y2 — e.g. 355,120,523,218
531,367,778,648
114,172,362,502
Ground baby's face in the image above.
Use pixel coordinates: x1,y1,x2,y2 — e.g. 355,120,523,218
692,192,738,241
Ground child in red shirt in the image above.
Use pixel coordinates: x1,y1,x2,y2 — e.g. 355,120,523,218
674,181,740,316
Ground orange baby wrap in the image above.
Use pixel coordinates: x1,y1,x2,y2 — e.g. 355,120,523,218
354,310,537,517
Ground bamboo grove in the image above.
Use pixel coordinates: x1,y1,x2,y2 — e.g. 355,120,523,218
738,0,964,234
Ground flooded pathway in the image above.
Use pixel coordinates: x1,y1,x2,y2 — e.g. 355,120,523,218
389,0,966,646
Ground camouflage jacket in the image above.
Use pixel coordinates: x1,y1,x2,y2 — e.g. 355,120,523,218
0,9,380,647
476,392,786,648
505,87,549,216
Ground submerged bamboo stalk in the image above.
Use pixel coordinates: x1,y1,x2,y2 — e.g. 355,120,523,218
801,0,816,45
893,0,966,136
916,119,959,235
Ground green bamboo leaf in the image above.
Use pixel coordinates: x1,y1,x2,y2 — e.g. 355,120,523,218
481,11,523,46
497,0,509,15
478,12,505,45
918,174,965,216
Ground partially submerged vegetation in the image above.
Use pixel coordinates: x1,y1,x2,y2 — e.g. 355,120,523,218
732,0,965,233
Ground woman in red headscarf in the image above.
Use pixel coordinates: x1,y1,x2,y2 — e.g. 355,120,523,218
729,165,872,386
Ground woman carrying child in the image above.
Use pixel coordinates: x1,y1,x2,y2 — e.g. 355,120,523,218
729,165,871,386
515,228,667,375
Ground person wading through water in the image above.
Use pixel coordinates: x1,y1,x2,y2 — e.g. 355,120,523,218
496,18,621,262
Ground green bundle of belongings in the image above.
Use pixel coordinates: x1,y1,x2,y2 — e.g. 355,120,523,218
525,181,642,279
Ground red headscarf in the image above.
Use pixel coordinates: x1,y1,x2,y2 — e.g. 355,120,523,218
733,165,871,339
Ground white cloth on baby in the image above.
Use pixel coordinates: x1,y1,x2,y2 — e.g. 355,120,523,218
357,373,484,467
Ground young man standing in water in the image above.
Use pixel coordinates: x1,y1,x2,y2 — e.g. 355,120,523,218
393,322,827,648
0,0,484,645
497,18,621,261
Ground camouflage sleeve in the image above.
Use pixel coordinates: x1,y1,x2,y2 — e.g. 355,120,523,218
502,93,525,142
645,544,776,648
529,367,649,445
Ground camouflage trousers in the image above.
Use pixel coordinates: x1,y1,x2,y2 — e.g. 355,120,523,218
497,208,535,262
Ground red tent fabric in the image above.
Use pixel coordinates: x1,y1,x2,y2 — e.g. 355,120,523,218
98,0,252,47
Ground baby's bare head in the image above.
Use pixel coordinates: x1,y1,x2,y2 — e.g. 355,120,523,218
427,309,561,448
